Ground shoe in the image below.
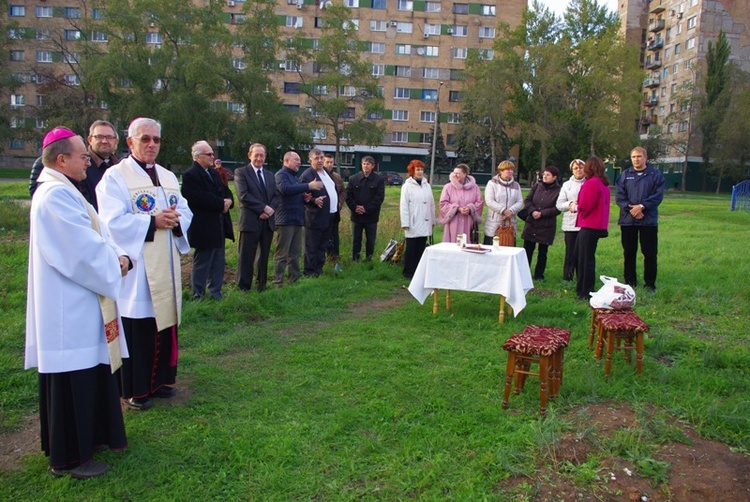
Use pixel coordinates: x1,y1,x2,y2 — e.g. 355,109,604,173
192,294,203,300
644,286,656,294
151,386,177,399
533,276,545,282
334,263,343,272
50,460,111,479
124,397,153,411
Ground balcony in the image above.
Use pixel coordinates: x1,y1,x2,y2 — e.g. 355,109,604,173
644,75,661,88
649,19,665,32
645,59,662,70
643,97,659,107
640,115,652,125
650,3,666,14
647,38,664,50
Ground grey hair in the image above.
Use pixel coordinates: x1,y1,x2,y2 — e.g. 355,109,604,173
191,140,211,160
127,117,161,138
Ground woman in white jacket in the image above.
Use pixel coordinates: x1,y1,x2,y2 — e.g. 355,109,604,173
556,159,585,281
400,159,435,278
483,160,524,245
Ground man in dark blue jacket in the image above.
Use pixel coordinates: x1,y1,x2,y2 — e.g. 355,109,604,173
273,151,322,286
300,148,336,276
615,147,665,292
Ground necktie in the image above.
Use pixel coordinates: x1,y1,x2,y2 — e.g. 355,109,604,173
256,169,267,202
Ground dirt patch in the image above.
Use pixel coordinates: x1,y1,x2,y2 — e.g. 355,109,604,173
497,403,750,501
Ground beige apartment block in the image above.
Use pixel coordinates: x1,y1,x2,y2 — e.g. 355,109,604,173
620,0,750,161
4,0,527,168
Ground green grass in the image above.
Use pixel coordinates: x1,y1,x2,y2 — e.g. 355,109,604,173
1,188,749,499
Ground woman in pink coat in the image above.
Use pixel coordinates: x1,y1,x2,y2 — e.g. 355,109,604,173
438,164,483,243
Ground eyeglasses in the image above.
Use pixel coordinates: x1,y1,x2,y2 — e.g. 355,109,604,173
133,135,161,144
200,152,215,157
64,153,91,162
91,134,117,141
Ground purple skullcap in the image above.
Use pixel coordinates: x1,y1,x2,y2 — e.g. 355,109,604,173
42,127,77,149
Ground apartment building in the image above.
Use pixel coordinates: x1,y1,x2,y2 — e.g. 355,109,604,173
618,0,750,164
4,0,526,170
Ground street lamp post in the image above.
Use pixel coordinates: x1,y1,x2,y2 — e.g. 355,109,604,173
429,81,444,185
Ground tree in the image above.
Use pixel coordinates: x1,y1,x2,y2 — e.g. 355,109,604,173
698,31,731,191
285,4,385,172
712,66,750,188
663,77,700,191
424,119,450,176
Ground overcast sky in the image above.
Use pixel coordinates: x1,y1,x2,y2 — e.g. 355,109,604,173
538,0,620,18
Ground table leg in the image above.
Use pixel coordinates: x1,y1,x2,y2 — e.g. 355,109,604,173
445,290,451,310
498,295,506,323
432,289,439,314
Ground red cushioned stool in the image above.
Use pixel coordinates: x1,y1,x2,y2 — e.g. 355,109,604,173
589,307,634,349
595,313,650,377
502,326,570,415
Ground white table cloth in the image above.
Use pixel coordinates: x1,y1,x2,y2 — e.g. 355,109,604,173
408,242,534,318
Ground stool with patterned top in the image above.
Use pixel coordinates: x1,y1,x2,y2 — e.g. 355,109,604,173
589,307,634,349
502,326,570,415
595,313,650,377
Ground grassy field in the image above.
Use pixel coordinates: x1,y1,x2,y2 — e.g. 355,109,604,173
0,183,748,499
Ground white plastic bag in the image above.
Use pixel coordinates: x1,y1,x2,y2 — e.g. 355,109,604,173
380,239,399,262
589,276,636,309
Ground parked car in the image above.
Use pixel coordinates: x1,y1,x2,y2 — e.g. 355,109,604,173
382,171,403,185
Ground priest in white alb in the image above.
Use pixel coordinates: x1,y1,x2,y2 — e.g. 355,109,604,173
97,117,192,411
26,127,131,479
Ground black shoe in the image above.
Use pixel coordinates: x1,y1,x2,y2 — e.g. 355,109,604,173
151,386,177,399
533,276,545,282
50,460,111,479
124,397,153,411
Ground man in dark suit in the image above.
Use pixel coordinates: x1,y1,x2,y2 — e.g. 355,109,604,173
299,148,337,276
181,141,233,299
234,143,278,292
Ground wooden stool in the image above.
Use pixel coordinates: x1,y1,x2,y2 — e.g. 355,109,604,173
502,326,570,415
589,307,634,349
595,313,650,377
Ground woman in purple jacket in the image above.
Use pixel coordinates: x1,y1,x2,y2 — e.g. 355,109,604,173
575,156,611,300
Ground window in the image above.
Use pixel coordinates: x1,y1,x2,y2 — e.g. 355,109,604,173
447,113,460,124
92,8,104,20
65,7,81,18
370,20,387,32
424,24,440,36
420,111,436,123
228,102,245,114
312,128,327,140
36,118,46,129
660,87,667,97
451,47,467,59
91,31,108,42
36,29,50,40
10,138,25,150
345,0,359,7
687,37,695,50
284,82,300,94
372,0,387,9
9,50,25,62
9,117,22,129
396,44,411,55
453,3,468,14
687,16,697,29
284,60,300,72
671,83,677,93
676,23,682,34
341,107,356,119
36,6,52,17
315,17,325,28
371,64,384,76
65,30,81,41
313,85,328,95
479,49,494,60
232,58,245,70
64,74,80,86
396,22,412,33
424,46,439,57
343,20,359,31
664,48,671,59
423,67,439,79
340,85,356,96
450,69,463,80
10,94,25,107
422,89,437,101
395,65,411,77
673,64,678,75
481,5,495,15
63,52,80,64
675,43,681,55
391,132,408,143
446,134,455,147
397,0,413,11
449,90,463,102
307,107,325,117
662,67,668,78
8,29,23,40
393,110,409,121
394,87,410,99
370,42,385,54
9,5,25,16
452,25,468,37
419,133,431,144
367,110,383,119
37,95,44,106
36,51,53,63
425,1,441,12
286,16,302,28
479,27,495,38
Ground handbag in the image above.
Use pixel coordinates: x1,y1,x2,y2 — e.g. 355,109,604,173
517,205,529,222
494,219,516,247
470,222,480,244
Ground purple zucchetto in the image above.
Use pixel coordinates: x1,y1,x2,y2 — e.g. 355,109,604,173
42,127,77,149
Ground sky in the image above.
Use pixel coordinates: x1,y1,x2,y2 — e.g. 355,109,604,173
538,0,620,18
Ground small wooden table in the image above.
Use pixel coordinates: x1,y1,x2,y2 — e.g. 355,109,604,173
407,243,534,323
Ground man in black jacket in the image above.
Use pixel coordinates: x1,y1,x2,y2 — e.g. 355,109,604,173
346,156,385,262
182,141,233,299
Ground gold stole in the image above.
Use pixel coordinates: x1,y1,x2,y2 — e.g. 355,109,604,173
118,160,182,331
37,168,123,372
